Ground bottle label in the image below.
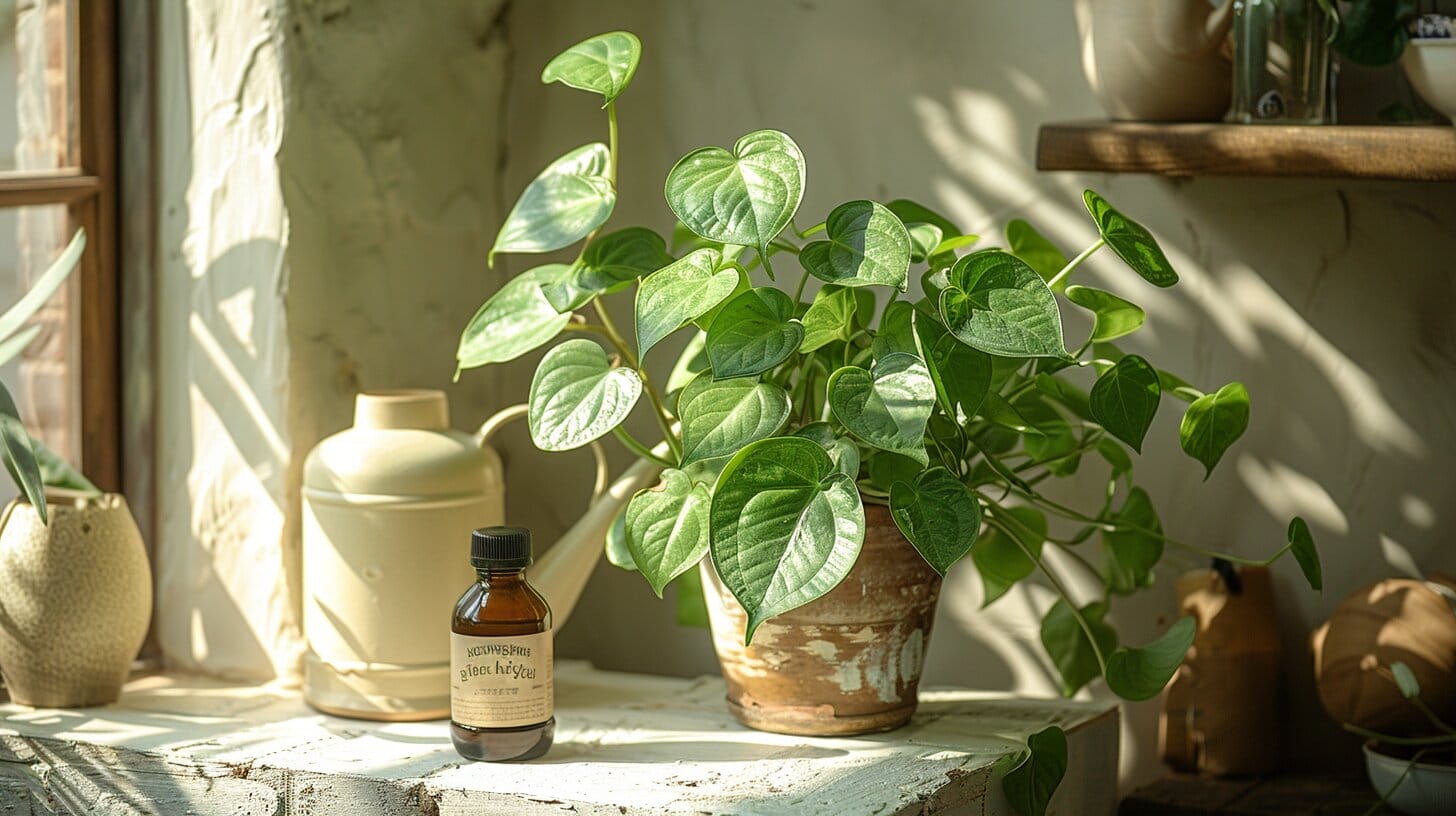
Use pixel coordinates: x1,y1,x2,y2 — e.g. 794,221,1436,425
450,631,554,729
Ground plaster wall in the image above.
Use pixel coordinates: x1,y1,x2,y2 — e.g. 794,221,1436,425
495,0,1456,788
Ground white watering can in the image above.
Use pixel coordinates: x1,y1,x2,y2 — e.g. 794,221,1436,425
301,390,664,721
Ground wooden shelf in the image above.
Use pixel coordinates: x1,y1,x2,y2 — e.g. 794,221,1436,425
1037,121,1456,181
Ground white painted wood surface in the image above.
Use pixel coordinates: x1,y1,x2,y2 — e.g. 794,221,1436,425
0,661,1118,815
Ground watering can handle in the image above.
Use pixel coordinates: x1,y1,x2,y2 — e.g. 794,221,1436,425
474,403,611,505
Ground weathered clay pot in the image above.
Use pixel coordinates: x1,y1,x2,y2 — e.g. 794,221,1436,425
702,503,941,736
0,490,151,707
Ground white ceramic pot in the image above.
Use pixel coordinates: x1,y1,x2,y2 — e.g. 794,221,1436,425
1402,40,1456,124
0,490,151,707
1364,743,1456,816
1076,0,1235,121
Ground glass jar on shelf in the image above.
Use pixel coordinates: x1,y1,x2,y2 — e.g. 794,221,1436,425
1228,0,1337,123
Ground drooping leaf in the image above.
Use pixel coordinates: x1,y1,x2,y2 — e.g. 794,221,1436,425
1100,487,1164,595
33,435,98,493
828,353,935,465
939,250,1067,358
677,374,791,466
709,437,865,642
626,469,711,596
1064,285,1145,343
867,450,922,493
540,30,642,104
1332,0,1416,67
1179,382,1250,478
794,422,860,480
490,143,615,264
1041,599,1118,697
605,505,637,571
1097,437,1133,476
1003,725,1068,816
665,130,806,268
635,249,740,358
1006,219,1069,290
704,288,803,379
973,507,1046,607
800,200,911,290
799,285,861,353
1288,516,1322,591
541,227,673,312
1391,661,1421,700
1105,616,1196,701
890,467,982,574
1089,354,1161,453
457,265,574,370
528,339,642,451
666,330,709,395
979,392,1046,437
0,229,84,344
1083,190,1177,288
0,381,45,525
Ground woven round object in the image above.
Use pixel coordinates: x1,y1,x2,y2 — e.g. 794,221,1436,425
1312,578,1456,735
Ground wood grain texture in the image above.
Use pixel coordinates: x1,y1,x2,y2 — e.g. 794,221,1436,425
1037,121,1456,181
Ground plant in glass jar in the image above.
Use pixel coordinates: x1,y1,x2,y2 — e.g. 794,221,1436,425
456,32,1322,814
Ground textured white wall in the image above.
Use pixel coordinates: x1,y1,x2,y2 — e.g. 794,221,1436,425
495,0,1456,788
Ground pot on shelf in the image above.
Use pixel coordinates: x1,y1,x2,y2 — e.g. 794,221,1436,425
1075,0,1235,121
0,489,151,707
701,502,942,736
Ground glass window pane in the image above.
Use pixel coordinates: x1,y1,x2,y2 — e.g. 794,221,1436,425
0,0,76,174
0,203,78,502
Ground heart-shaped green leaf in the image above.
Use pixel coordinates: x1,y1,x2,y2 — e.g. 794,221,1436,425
704,288,803,379
1090,354,1161,453
828,353,934,465
1034,374,1094,423
665,130,805,265
794,422,860,479
979,392,1046,437
800,200,911,290
1179,382,1250,477
542,227,673,313
635,248,740,359
928,234,980,271
915,314,992,423
1065,285,1145,343
890,467,982,575
626,469,711,596
1083,190,1178,288
457,265,573,369
1006,219,1069,290
1391,660,1421,699
940,250,1066,358
1041,600,1118,697
1097,437,1134,476
886,199,960,237
605,506,637,571
1106,616,1195,701
528,339,642,451
540,31,642,105
799,285,860,353
973,507,1046,607
1100,487,1163,595
491,143,615,265
1332,0,1414,67
1288,516,1322,591
677,374,791,466
0,382,46,525
872,300,917,358
666,330,709,395
1003,725,1068,816
709,436,865,643
906,223,943,265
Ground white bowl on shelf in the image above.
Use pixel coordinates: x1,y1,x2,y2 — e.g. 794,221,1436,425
1402,39,1456,123
1363,742,1456,816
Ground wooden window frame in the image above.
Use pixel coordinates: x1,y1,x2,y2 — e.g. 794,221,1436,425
3,2,120,491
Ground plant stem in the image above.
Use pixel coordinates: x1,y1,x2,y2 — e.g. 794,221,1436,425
792,269,812,304
590,300,681,462
769,237,802,255
1343,725,1456,747
1362,746,1431,816
984,510,1108,674
606,101,619,185
1047,237,1106,289
563,323,612,338
613,426,673,467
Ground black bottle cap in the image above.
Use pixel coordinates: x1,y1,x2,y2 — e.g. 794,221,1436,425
471,526,532,569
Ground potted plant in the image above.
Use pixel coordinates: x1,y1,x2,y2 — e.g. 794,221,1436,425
0,229,153,708
1352,662,1456,816
456,31,1321,813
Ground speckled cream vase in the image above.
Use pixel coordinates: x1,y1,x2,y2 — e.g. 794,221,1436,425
0,489,151,707
703,503,942,736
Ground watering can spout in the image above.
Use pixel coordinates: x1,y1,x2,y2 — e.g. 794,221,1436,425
475,404,667,630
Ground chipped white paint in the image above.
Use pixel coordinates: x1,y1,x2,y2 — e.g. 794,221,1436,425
0,662,1119,815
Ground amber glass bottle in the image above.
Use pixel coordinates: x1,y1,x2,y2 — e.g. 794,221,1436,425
450,526,554,761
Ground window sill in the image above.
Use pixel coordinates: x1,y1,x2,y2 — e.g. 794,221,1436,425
0,661,1118,814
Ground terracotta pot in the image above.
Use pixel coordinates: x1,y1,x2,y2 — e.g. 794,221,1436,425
0,490,151,707
702,503,941,736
